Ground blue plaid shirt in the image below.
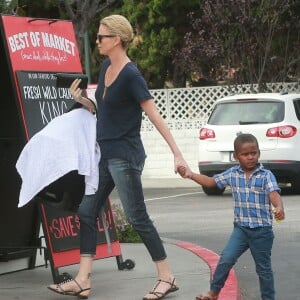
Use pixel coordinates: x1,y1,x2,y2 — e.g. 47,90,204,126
213,164,280,228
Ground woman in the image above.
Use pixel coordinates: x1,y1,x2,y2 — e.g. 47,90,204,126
48,14,191,300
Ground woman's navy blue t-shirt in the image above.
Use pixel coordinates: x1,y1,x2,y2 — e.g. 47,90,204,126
94,58,152,164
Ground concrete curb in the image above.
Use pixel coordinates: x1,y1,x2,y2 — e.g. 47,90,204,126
163,238,242,300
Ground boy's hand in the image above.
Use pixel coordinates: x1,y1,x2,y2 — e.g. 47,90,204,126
272,207,285,221
174,156,192,178
177,166,186,178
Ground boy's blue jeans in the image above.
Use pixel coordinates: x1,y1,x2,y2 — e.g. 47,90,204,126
77,158,167,261
211,222,275,300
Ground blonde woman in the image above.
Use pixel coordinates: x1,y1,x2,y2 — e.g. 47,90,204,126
48,14,191,300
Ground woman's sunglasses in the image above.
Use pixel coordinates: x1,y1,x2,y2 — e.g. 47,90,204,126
97,34,116,43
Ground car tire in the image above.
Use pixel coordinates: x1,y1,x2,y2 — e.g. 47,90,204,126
202,186,225,196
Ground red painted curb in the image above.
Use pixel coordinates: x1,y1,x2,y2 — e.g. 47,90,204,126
173,240,242,300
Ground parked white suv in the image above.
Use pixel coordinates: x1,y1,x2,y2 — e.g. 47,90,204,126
198,92,300,195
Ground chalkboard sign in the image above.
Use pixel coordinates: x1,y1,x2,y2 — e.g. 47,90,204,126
16,70,75,138
41,201,118,252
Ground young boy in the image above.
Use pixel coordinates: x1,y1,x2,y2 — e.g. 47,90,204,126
179,133,285,300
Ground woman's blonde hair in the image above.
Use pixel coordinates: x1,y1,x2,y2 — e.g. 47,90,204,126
100,14,134,50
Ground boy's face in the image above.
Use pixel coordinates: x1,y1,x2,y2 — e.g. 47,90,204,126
233,141,260,172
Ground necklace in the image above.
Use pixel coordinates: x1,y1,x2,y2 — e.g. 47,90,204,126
103,86,107,98
103,66,111,98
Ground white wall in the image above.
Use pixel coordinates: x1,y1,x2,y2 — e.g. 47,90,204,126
141,128,199,179
140,82,300,179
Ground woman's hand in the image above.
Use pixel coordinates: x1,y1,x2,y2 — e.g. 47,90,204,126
69,79,97,114
70,78,84,103
174,156,192,178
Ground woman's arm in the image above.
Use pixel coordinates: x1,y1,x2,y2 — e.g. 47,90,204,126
140,99,192,178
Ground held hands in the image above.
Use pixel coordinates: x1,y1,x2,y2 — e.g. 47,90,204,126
177,166,187,178
174,157,192,179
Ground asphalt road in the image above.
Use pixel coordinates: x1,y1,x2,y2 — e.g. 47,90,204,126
111,185,300,300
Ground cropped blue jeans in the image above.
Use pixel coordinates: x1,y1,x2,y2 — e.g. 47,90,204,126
211,223,275,300
77,158,167,261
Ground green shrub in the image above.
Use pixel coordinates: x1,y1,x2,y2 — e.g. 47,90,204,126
111,203,142,243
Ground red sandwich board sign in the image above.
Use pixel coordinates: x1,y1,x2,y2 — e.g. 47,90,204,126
2,15,82,139
0,15,133,282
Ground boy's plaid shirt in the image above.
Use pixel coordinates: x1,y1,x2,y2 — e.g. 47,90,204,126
213,164,280,228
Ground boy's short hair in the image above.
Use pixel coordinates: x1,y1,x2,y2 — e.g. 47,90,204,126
234,133,259,152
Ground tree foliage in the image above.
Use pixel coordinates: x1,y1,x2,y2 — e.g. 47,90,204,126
175,0,300,90
1,1,299,89
0,0,17,13
121,0,199,87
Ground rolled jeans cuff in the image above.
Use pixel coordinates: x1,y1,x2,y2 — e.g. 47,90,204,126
80,253,95,257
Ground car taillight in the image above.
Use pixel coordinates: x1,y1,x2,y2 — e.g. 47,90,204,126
266,125,297,138
199,128,216,140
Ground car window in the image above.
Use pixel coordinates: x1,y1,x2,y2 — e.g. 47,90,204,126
208,101,284,125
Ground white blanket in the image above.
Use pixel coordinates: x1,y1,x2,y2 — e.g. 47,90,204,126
16,108,100,207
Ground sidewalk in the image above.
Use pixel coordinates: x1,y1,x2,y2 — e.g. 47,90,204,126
0,178,241,300
0,240,240,300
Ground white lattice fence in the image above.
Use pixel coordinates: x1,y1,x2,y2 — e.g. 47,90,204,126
141,82,300,179
142,82,300,130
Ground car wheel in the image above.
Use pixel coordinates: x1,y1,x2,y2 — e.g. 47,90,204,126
291,175,300,194
202,186,225,196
